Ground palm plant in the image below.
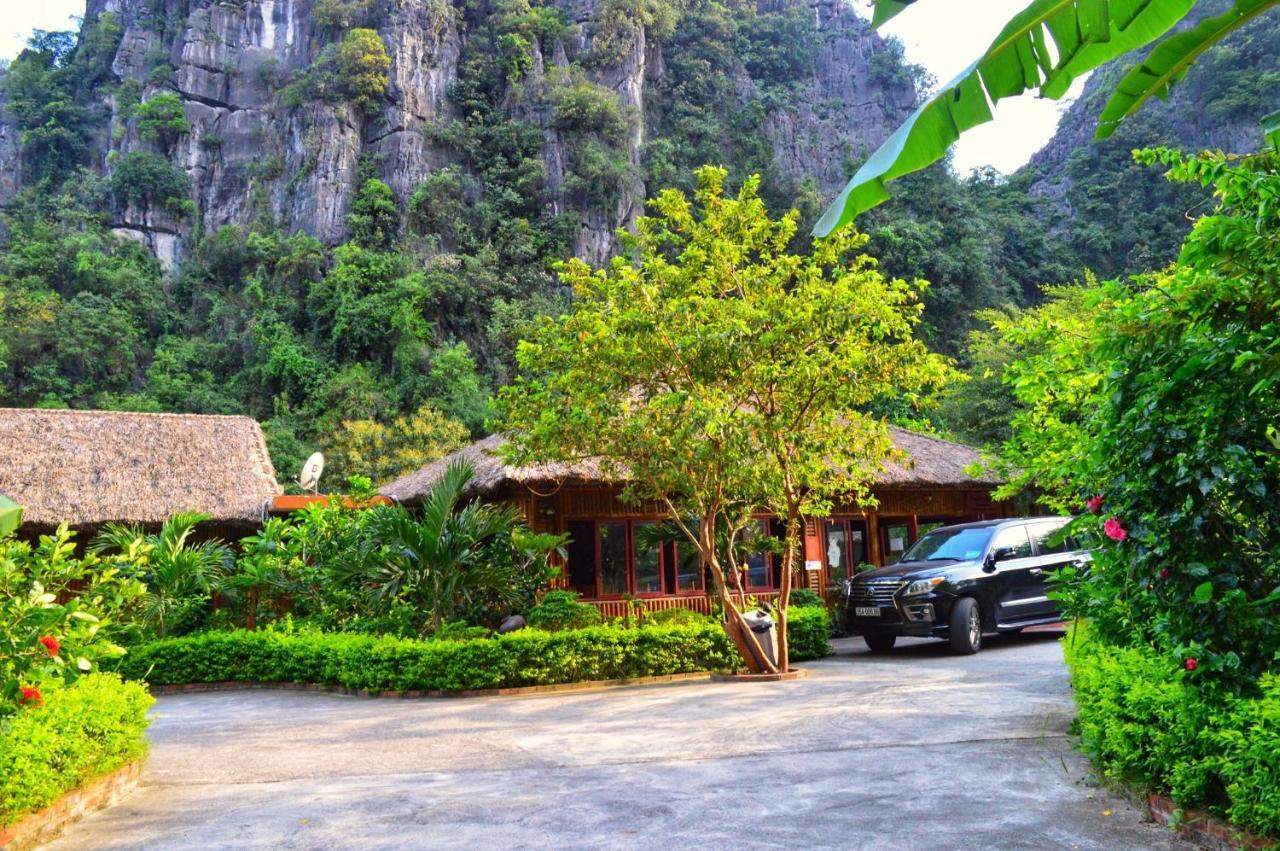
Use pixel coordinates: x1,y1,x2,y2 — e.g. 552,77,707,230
91,511,231,638
342,460,525,635
224,518,295,630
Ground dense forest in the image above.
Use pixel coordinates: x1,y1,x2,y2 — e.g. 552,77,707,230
0,0,1275,485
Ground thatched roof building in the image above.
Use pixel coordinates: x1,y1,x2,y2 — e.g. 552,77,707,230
381,427,1000,504
0,408,280,533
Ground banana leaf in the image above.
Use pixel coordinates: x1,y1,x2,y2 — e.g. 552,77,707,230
0,494,23,537
815,0,1201,235
1098,0,1280,137
871,0,917,27
1265,109,1280,150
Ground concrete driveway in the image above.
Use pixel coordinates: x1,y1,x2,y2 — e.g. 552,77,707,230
48,631,1183,850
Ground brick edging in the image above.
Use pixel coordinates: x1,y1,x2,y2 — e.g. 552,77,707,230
1147,793,1277,850
146,671,715,699
0,761,141,851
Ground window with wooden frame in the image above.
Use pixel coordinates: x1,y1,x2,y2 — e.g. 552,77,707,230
741,519,785,592
822,517,868,586
562,519,678,599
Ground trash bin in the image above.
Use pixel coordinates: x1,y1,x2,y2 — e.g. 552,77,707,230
741,607,778,670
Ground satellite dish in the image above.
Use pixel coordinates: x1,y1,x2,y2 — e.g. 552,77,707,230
299,452,325,493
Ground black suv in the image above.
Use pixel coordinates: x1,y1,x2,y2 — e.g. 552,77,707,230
845,517,1087,655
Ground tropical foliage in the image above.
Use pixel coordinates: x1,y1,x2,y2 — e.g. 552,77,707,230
91,512,232,639
498,167,952,671
0,526,145,717
995,148,1280,691
818,0,1280,232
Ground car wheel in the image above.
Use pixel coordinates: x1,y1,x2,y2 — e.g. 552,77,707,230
863,633,896,654
949,598,982,655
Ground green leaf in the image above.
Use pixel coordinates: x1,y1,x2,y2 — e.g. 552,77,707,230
77,657,92,671
814,0,1199,234
1192,581,1214,604
1264,108,1280,151
0,493,23,537
871,0,917,28
1098,0,1280,138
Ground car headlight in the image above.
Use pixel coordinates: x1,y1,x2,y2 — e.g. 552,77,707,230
903,577,944,596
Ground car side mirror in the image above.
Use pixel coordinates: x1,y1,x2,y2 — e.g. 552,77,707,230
984,546,1016,571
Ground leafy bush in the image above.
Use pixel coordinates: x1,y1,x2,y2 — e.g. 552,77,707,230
109,150,192,216
787,589,823,608
527,590,603,631
785,605,831,661
286,29,390,113
643,606,711,627
117,607,832,694
1000,151,1280,690
1065,628,1280,839
0,674,153,827
432,620,493,642
115,622,740,692
134,92,188,144
1,527,145,717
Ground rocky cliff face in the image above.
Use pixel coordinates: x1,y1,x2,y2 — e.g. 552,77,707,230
26,0,913,268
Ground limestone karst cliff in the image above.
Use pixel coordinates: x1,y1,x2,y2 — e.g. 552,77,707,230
9,0,916,268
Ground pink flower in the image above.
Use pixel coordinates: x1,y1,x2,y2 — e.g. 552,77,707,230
1159,568,1170,580
39,635,60,656
19,686,42,706
1085,495,1105,514
1185,658,1198,672
1103,518,1128,542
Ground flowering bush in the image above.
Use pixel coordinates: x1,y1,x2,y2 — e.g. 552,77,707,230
999,150,1280,690
0,674,152,827
0,526,145,718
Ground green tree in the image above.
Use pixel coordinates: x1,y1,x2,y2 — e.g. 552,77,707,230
498,167,953,671
134,92,189,146
346,178,399,249
818,0,1280,232
324,403,469,485
109,150,192,217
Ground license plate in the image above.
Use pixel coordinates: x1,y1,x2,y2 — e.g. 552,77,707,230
854,606,880,617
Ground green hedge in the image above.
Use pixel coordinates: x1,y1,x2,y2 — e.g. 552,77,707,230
1064,627,1280,839
0,674,153,827
786,605,831,661
116,607,832,694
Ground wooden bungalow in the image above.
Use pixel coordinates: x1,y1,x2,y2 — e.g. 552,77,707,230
0,408,281,540
382,429,1013,617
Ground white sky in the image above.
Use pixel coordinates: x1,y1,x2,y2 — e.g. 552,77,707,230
0,0,1081,175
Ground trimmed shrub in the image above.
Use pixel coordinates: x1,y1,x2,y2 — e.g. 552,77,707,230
115,608,832,694
786,605,831,661
787,589,823,608
0,674,153,827
643,607,711,627
1064,627,1280,839
527,591,603,631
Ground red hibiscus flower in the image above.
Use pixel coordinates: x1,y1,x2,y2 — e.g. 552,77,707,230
39,635,60,656
1185,658,1198,672
20,686,42,706
1085,495,1105,514
1103,518,1128,542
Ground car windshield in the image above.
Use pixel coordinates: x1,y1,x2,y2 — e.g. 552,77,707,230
900,527,993,563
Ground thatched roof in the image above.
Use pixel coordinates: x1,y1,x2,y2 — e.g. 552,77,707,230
381,427,1000,504
0,408,281,529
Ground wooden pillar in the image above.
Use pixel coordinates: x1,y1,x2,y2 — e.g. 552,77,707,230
802,517,823,591
867,512,881,566
908,513,920,546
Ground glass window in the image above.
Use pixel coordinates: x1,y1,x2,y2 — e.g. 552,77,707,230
991,524,1033,558
565,521,596,596
883,523,911,563
824,520,849,576
1029,521,1071,555
901,526,993,563
633,522,663,594
599,522,628,596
